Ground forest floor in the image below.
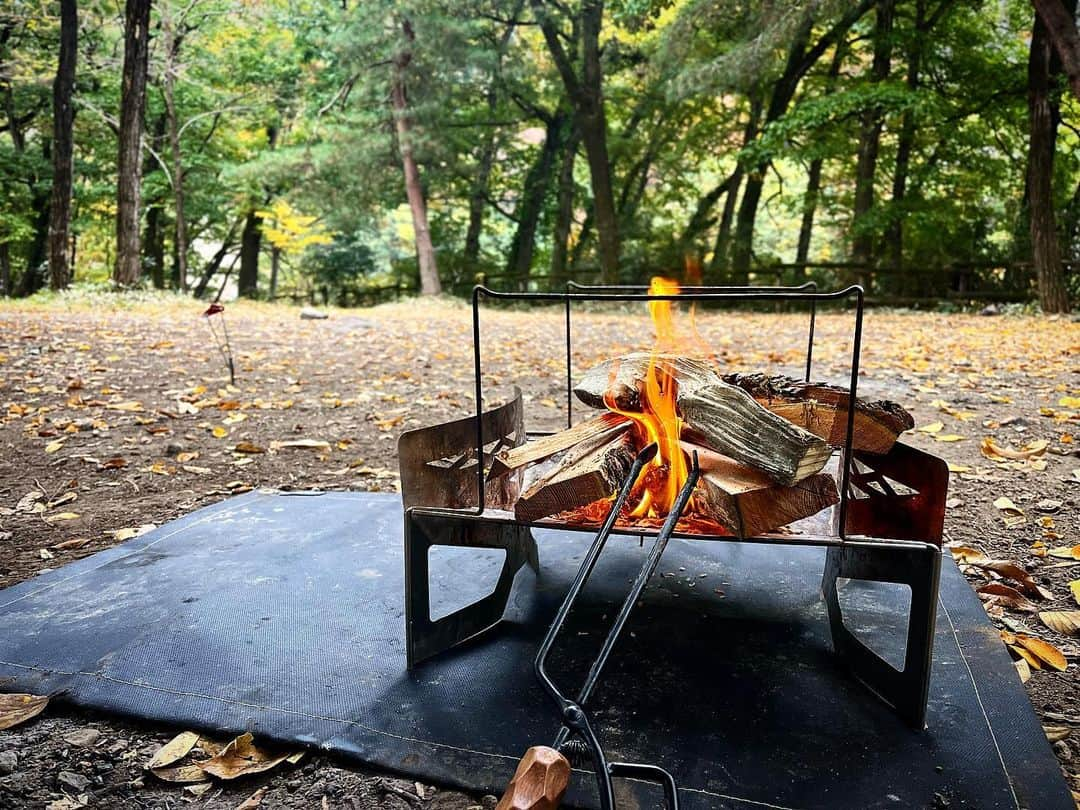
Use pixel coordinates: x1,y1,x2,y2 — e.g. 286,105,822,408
0,292,1078,809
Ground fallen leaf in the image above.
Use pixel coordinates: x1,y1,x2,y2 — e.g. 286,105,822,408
45,440,65,454
176,400,199,415
970,559,1052,599
0,693,49,730
1014,635,1068,671
182,465,212,475
176,451,199,463
39,548,54,560
1043,725,1070,742
950,545,988,563
1070,580,1080,606
52,537,92,550
947,463,972,473
1059,396,1080,409
981,437,1048,462
195,732,292,780
150,764,211,784
47,491,77,508
978,583,1038,612
1048,545,1080,560
1039,610,1080,636
234,442,265,454
212,426,229,439
100,457,128,470
269,439,331,451
107,400,144,412
147,731,201,769
1015,657,1031,683
935,434,965,442
46,512,80,522
105,524,156,541
917,421,944,434
992,496,1025,527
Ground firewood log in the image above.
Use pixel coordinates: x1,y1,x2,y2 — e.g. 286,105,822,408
719,372,913,454
489,412,630,478
515,433,635,522
689,443,839,537
573,353,717,410
678,383,830,486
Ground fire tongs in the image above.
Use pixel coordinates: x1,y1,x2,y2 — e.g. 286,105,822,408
496,444,695,810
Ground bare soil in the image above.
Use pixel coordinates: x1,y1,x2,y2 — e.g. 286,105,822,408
0,295,1077,809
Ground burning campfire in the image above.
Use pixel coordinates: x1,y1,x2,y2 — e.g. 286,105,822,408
492,277,915,537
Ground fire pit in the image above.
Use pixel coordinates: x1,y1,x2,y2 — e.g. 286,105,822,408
398,281,947,808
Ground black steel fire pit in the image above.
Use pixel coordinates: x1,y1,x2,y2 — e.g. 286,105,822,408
398,282,948,809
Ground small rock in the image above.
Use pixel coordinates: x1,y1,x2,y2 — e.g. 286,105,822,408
1035,499,1063,512
978,304,1000,317
481,795,498,810
63,728,101,749
165,442,185,457
57,771,90,791
0,751,17,775
300,307,328,320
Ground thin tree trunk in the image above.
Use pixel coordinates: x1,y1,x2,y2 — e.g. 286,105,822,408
506,115,565,286
1028,8,1072,312
270,245,280,298
238,209,261,298
146,201,165,288
47,0,77,291
192,218,241,298
113,0,152,287
0,243,10,296
17,161,50,297
551,129,579,287
532,0,620,283
162,8,188,291
708,168,742,281
850,0,895,283
796,43,845,272
392,18,440,296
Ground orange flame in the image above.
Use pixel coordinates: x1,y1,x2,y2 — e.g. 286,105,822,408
603,276,690,518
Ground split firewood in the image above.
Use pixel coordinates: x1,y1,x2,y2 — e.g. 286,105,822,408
720,372,913,454
678,383,830,486
515,433,635,522
573,353,717,410
489,412,630,478
689,443,839,537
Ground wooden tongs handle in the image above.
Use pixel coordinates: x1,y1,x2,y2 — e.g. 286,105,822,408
495,746,572,810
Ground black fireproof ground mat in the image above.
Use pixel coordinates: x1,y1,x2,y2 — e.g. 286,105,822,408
0,491,1072,809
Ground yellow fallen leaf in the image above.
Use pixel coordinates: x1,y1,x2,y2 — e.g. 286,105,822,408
195,732,292,780
981,437,1048,461
211,426,228,439
182,465,212,475
146,731,200,769
991,497,1025,527
1015,657,1031,683
949,545,987,563
107,400,144,412
45,440,65,454
176,451,199,463
234,442,265,454
935,434,965,442
0,693,49,730
1014,635,1067,671
106,524,156,541
1059,396,1080,409
46,512,80,522
1070,580,1080,606
947,463,972,473
917,421,944,434
1048,545,1080,560
1044,725,1071,742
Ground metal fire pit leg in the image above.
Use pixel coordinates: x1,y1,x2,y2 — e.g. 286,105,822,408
405,509,538,669
821,541,941,729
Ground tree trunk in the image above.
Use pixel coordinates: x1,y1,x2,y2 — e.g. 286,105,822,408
850,0,894,282
796,42,845,272
113,0,152,287
1032,0,1080,99
708,168,742,281
192,218,241,298
506,115,565,286
551,129,579,287
162,8,188,291
0,243,11,297
392,18,440,296
17,169,51,297
1028,8,1072,313
145,201,165,288
238,209,261,298
47,0,77,291
533,0,620,284
270,245,281,298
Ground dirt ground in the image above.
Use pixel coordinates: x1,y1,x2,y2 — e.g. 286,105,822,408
0,292,1078,809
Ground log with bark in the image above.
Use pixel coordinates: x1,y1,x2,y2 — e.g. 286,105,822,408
690,443,839,537
573,354,912,454
515,432,635,522
720,372,914,455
